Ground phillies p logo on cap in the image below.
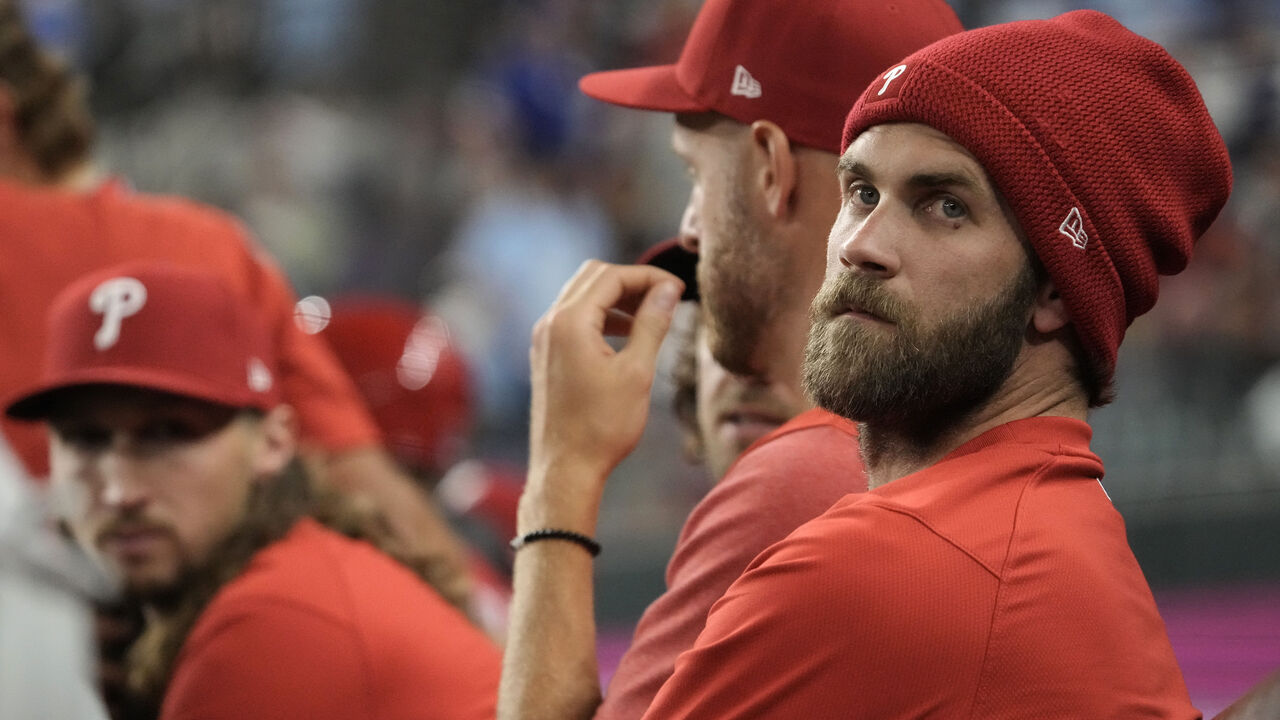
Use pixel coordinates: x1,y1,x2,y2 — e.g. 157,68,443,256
4,260,284,421
90,276,147,350
870,63,910,103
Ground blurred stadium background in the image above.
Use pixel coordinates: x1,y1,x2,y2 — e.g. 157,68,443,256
24,0,1280,713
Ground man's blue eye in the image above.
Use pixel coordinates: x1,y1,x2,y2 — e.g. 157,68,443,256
941,198,966,218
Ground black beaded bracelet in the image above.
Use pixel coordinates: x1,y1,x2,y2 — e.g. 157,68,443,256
509,528,602,557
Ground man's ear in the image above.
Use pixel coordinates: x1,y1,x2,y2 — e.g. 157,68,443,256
252,404,298,480
1031,280,1071,335
749,120,796,220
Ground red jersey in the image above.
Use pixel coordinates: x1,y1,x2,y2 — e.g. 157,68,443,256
599,408,864,718
645,416,1198,719
0,179,379,476
161,518,501,720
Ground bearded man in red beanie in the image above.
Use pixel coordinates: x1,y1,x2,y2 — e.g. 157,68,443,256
5,262,502,720
634,9,1232,718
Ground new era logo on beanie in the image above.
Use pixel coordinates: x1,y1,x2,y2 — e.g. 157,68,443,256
5,261,281,420
579,0,963,153
840,9,1232,393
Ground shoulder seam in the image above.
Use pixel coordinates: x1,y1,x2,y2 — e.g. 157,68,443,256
965,452,1065,719
863,500,1002,580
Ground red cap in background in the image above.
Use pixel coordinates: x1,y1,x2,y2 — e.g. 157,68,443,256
579,0,963,153
309,296,473,476
6,261,280,420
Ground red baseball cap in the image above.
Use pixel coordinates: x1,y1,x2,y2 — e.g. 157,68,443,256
840,9,1233,394
6,261,281,419
578,0,963,153
311,296,473,475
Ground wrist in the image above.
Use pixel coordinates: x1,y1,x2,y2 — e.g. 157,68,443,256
518,459,607,536
510,528,601,557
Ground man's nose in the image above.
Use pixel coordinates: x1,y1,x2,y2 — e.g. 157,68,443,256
834,205,901,278
97,448,151,510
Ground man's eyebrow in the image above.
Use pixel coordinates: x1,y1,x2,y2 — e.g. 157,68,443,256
906,169,984,192
837,156,990,197
836,157,870,179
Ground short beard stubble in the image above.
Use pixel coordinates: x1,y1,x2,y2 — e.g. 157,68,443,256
698,178,784,376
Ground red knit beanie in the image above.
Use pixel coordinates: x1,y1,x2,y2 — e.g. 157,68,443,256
840,10,1233,392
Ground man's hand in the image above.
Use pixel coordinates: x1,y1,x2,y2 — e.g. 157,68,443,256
499,261,681,720
522,260,683,534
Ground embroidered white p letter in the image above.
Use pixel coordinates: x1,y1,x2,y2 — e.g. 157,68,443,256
878,64,907,95
89,277,147,350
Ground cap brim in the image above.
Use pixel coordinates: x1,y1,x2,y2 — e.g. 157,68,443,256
5,366,268,421
637,238,699,301
579,64,707,114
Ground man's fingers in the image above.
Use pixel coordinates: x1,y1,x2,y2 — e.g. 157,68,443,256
603,308,634,337
620,281,682,364
552,259,609,307
565,263,683,321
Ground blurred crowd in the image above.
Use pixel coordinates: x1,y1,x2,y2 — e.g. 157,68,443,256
21,0,1279,614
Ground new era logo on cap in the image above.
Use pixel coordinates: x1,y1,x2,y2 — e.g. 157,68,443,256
1058,207,1089,250
731,65,761,99
247,357,274,394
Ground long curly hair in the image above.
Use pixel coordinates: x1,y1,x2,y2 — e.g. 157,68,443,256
0,0,94,180
118,457,469,718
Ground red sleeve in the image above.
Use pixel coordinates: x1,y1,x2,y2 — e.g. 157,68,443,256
640,500,996,719
160,599,372,720
597,411,864,719
237,237,382,453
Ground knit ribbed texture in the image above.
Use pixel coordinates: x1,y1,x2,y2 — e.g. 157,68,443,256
841,10,1233,385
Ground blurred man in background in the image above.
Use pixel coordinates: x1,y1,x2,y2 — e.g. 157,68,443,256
314,294,521,639
0,0,472,597
499,1,963,717
5,262,501,719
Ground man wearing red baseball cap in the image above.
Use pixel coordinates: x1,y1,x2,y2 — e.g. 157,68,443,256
5,262,502,720
640,10,1231,716
0,0,473,607
500,1,962,718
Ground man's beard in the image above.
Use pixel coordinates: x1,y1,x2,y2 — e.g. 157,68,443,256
124,558,200,611
698,188,783,375
803,263,1039,443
